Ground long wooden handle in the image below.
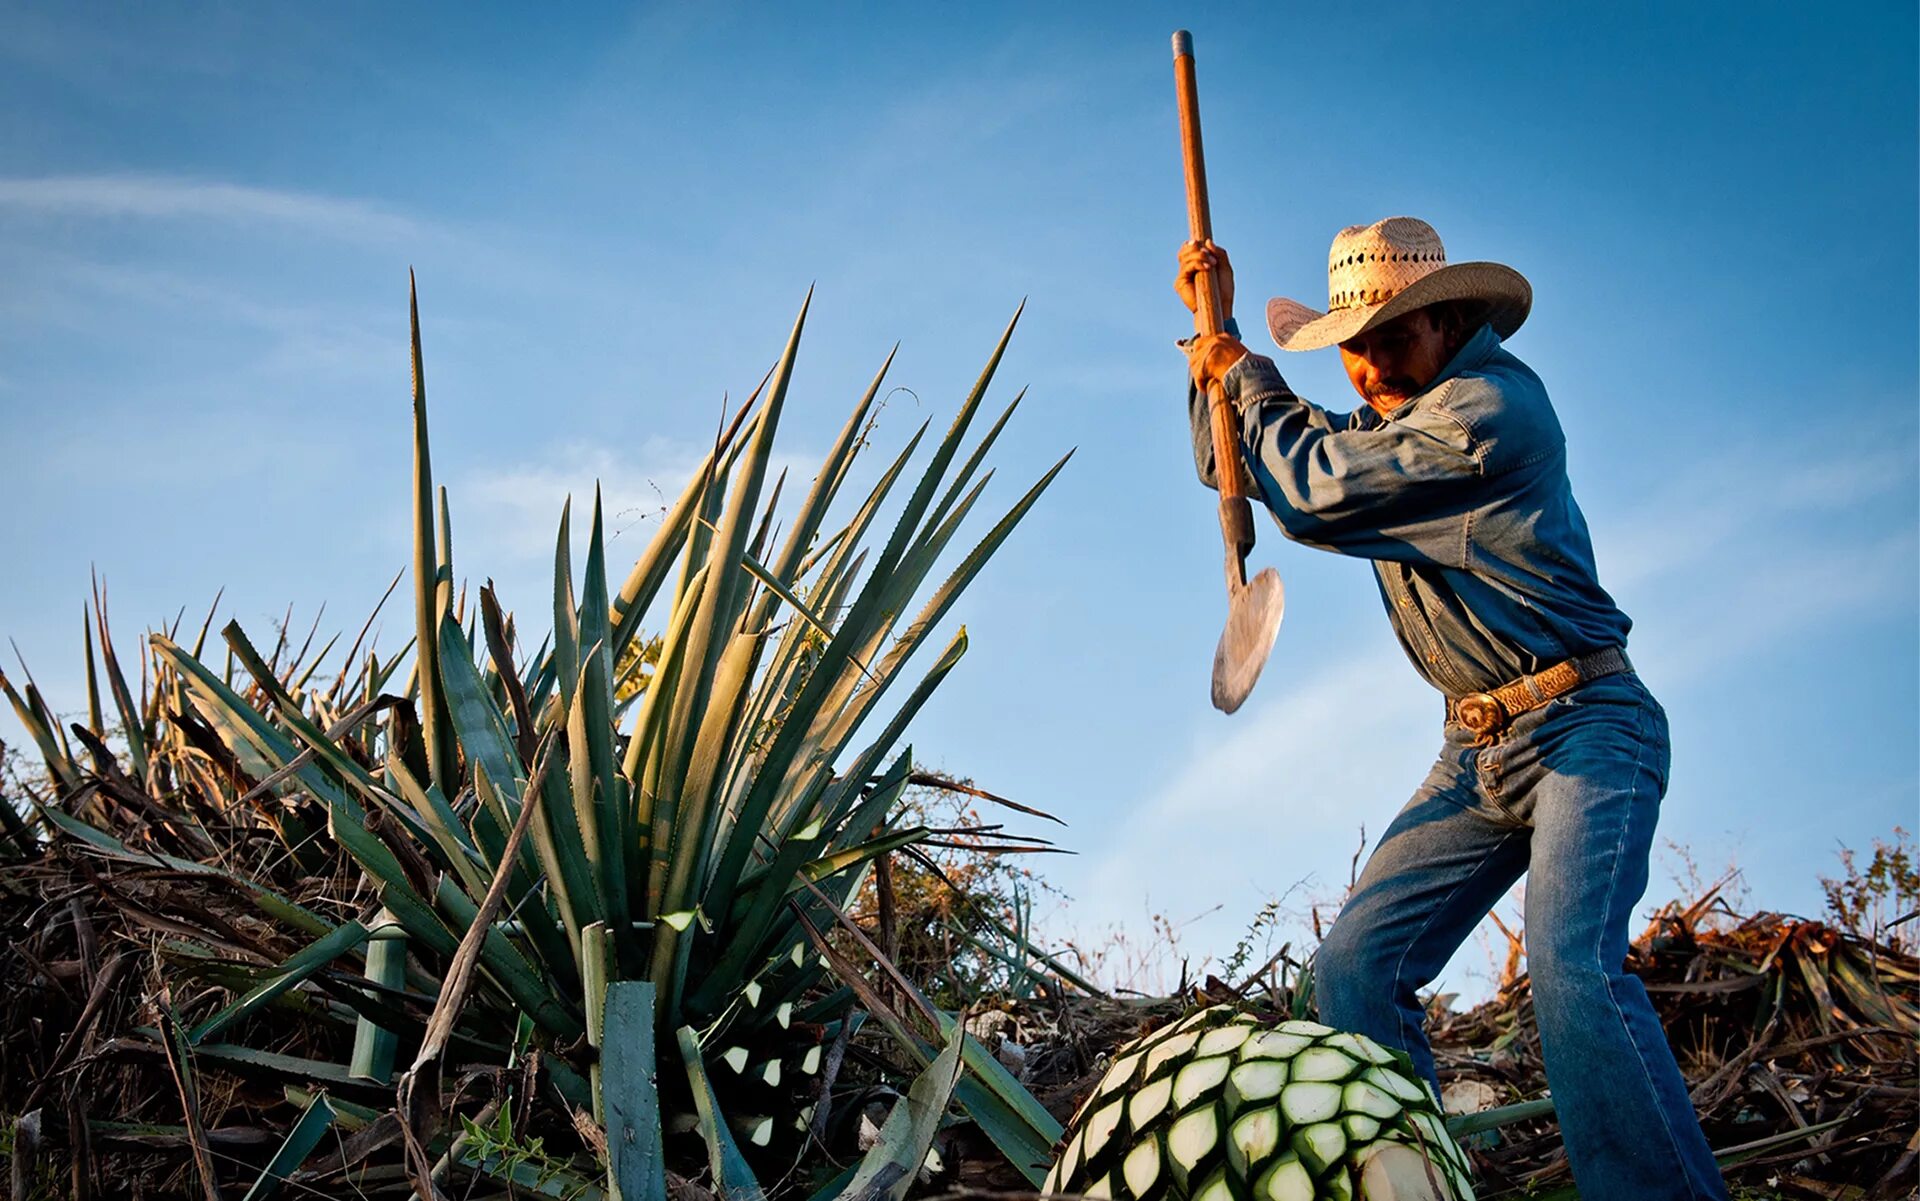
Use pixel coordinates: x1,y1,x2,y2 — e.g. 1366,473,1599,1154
1174,31,1224,337
1174,31,1254,524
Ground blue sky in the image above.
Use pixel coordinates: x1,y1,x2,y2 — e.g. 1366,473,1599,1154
3,3,1915,997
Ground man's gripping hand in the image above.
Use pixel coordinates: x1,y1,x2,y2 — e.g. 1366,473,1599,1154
1175,239,1235,317
1186,331,1249,396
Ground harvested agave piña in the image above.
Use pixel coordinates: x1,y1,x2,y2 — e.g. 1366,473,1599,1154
1043,1006,1473,1201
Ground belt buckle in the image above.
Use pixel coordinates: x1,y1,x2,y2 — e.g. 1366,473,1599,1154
1455,692,1506,739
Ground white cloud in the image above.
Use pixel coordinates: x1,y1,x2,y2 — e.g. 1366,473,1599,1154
0,175,421,243
1632,527,1916,687
1593,435,1917,688
1059,646,1441,975
453,438,708,562
1595,436,1915,592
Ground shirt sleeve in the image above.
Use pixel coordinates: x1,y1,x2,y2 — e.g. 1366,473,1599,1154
1218,352,1482,567
1187,355,1345,491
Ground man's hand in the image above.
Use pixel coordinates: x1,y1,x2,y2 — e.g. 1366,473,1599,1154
1186,331,1249,395
1175,239,1235,319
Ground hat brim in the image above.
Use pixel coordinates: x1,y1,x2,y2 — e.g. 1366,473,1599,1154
1265,261,1532,352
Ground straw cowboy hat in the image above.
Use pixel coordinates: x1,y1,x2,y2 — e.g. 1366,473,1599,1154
1265,216,1532,352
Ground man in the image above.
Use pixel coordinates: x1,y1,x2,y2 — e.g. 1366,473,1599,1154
1175,217,1726,1200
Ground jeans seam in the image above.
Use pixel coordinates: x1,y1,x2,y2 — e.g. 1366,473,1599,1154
1385,826,1521,1055
1591,705,1706,1196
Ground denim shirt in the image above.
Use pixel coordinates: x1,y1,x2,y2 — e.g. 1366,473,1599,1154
1188,324,1631,697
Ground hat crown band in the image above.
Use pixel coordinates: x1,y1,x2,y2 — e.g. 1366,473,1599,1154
1324,217,1448,312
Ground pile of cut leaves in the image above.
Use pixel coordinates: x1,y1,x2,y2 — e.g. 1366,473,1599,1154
1427,891,1918,1198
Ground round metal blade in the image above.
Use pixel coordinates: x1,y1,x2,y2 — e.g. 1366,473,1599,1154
1210,566,1285,713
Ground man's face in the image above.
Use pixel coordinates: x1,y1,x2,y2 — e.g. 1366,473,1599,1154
1338,308,1453,413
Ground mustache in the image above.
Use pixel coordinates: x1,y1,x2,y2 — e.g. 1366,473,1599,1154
1367,376,1421,399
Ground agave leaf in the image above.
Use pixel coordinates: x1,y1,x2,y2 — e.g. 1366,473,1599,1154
934,1008,1060,1186
525,630,558,716
582,922,615,1122
650,294,811,1007
630,566,712,916
621,562,709,789
953,1076,1054,1188
601,981,666,1201
568,655,629,941
805,422,928,604
806,455,995,740
672,619,770,909
289,629,343,696
468,770,579,978
817,634,968,843
1445,1097,1555,1137
90,581,150,782
526,736,602,947
436,485,456,621
155,634,360,818
190,919,372,1045
550,500,582,722
166,1038,390,1100
579,488,611,658
923,389,1024,537
843,1016,965,1201
691,752,914,1016
0,668,78,792
698,315,1024,927
478,584,537,765
797,826,931,889
663,310,806,800
804,302,1024,703
677,1025,767,1201
758,345,896,596
863,304,1022,589
739,552,842,645
223,622,390,811
240,1091,336,1201
385,756,489,898
437,611,522,813
303,953,429,1042
453,1140,608,1199
81,604,105,736
325,797,426,907
429,807,582,1030
408,273,458,795
715,406,923,831
821,470,993,724
348,915,405,1083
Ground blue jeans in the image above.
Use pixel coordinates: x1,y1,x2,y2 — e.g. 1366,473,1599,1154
1313,673,1727,1200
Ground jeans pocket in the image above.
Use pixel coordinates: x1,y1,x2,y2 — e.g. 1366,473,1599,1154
1475,745,1527,824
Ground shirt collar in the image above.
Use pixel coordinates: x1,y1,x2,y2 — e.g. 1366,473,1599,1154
1380,323,1500,421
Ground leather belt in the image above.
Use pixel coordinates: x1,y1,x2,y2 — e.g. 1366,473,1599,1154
1447,648,1633,740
